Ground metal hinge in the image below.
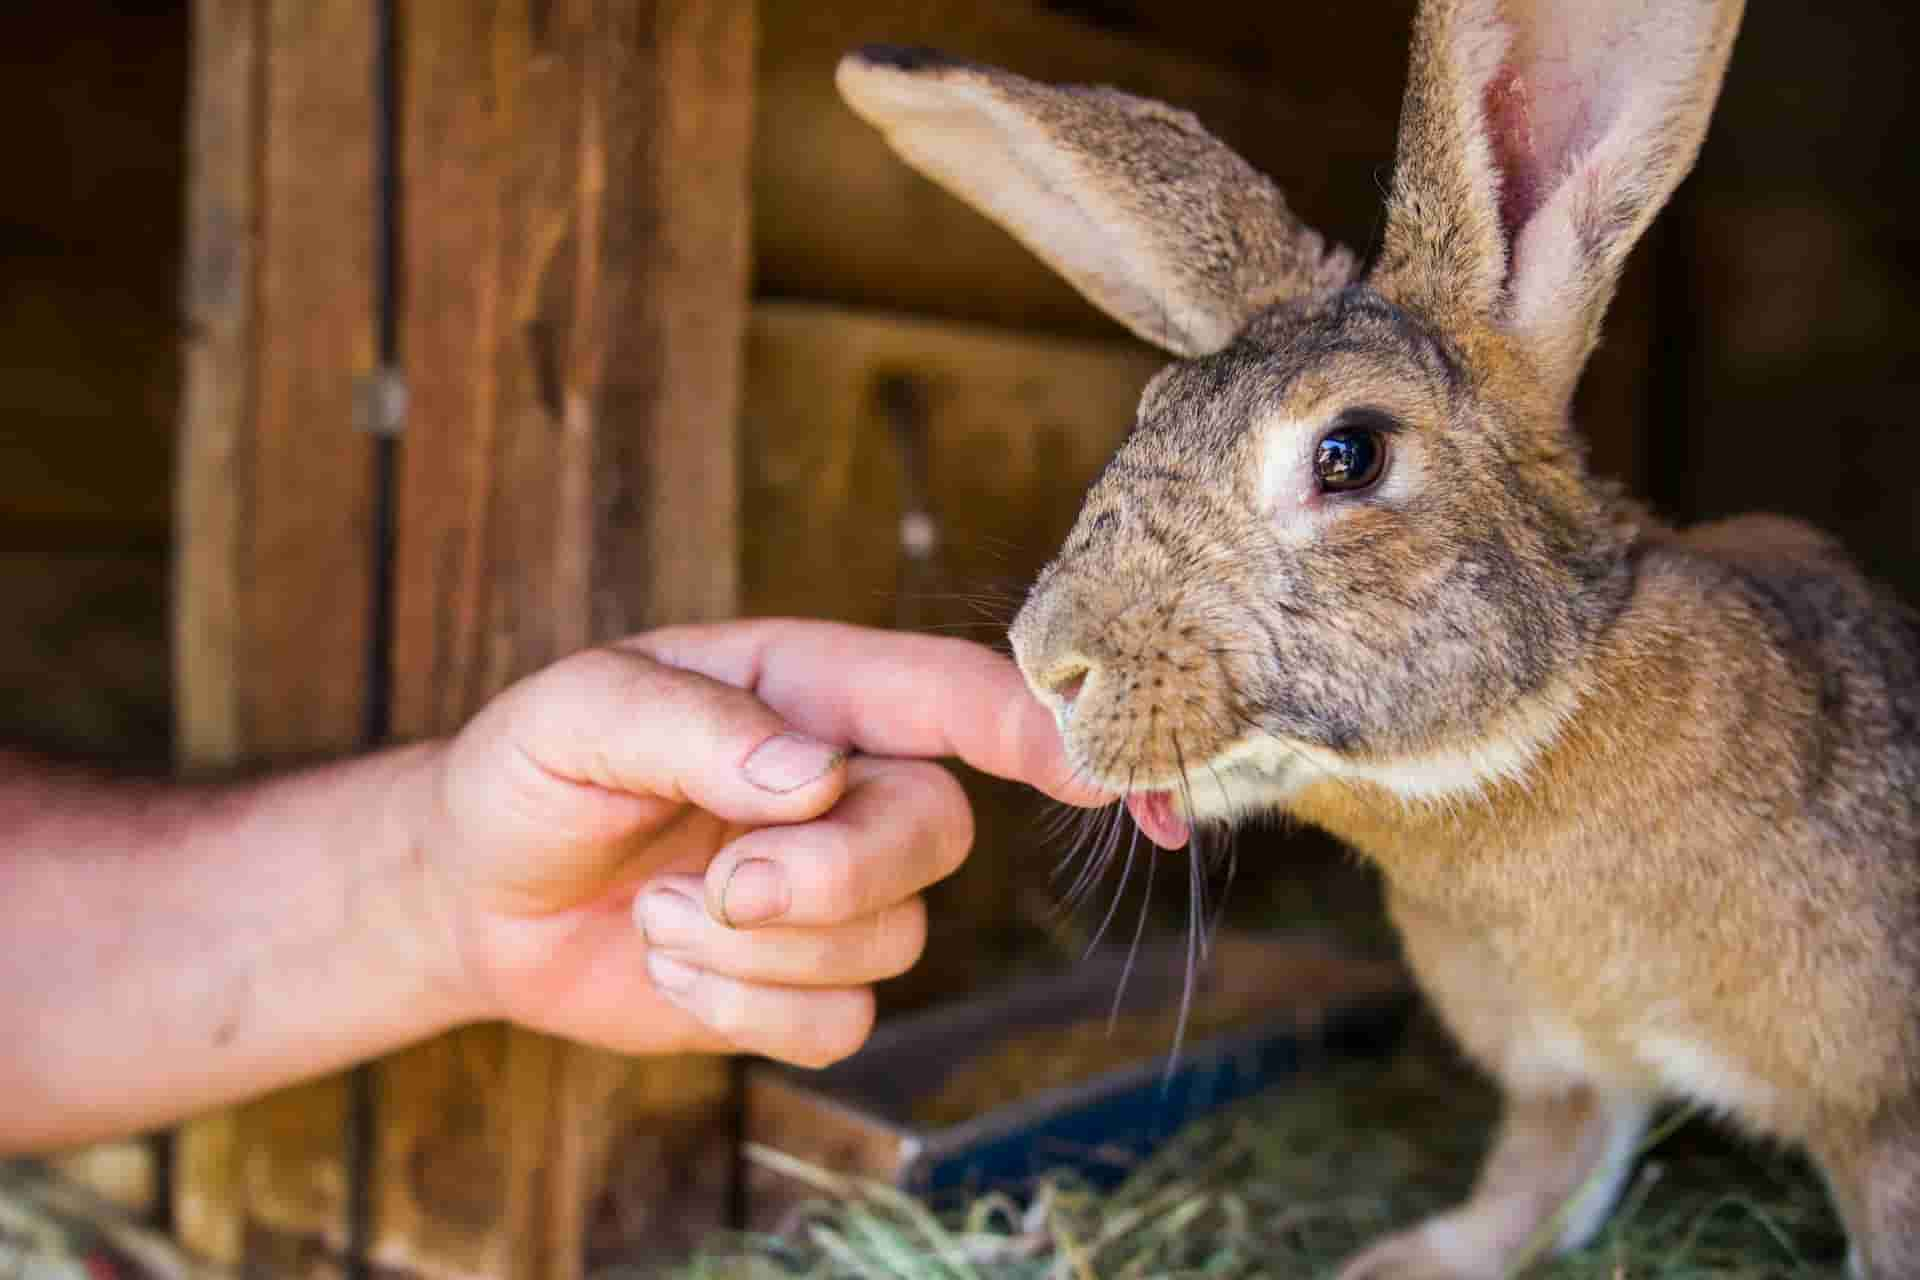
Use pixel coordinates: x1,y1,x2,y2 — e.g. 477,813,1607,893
353,366,408,437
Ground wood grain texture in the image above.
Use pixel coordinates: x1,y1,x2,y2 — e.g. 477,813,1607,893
381,2,753,1274
171,0,377,1263
170,0,253,1260
173,0,261,784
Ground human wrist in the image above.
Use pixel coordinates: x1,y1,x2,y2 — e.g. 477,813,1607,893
369,739,495,1031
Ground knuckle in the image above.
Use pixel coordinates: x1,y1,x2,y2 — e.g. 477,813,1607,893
806,826,868,918
882,760,973,873
917,766,974,875
525,648,656,747
554,645,650,702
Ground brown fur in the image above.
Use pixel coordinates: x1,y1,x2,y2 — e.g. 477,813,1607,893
839,2,1920,1275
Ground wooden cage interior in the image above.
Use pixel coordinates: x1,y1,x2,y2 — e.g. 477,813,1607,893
3,0,1918,1275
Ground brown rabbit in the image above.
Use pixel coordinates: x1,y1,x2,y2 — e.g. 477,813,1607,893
838,2,1920,1277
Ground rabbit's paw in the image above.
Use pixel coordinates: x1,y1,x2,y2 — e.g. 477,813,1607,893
1334,1223,1504,1280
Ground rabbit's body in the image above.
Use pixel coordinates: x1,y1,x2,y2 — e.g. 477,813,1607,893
839,0,1920,1273
1348,520,1920,1272
1347,523,1920,1125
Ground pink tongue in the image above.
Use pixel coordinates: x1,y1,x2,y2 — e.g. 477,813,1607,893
1125,790,1192,850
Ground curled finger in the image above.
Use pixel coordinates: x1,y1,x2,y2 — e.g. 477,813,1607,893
636,876,927,986
702,756,972,930
644,955,877,1068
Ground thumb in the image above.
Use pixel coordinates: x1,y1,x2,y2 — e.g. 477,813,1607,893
513,648,850,827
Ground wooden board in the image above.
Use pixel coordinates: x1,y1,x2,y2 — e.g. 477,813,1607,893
171,0,378,1266
375,2,755,1275
740,301,1166,1006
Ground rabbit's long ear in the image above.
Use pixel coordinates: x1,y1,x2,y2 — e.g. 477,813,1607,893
1378,0,1743,403
836,47,1357,358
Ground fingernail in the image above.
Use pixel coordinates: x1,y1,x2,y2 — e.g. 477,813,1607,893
742,732,844,794
635,886,702,948
647,951,700,995
718,858,789,928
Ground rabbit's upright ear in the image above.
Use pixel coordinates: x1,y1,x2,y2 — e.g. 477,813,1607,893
1378,0,1743,404
836,47,1357,358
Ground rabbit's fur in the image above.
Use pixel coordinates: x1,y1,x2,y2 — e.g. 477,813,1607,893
839,1,1920,1276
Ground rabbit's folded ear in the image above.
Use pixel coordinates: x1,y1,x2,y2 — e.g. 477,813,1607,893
836,47,1357,358
1379,0,1743,404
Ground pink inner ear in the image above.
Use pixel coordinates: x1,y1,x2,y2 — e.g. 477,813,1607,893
1483,67,1545,248
1481,5,1632,262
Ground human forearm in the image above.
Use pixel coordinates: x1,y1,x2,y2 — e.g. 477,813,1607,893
0,745,476,1151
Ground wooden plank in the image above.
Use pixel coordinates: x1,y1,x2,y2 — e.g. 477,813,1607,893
173,0,260,784
170,0,261,1260
170,0,377,1264
753,1,1402,339
740,301,1165,1006
242,0,379,760
379,2,753,1274
740,302,1160,626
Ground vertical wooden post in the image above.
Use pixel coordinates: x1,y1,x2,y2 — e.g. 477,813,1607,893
375,1,754,1275
173,0,752,1274
173,0,378,1265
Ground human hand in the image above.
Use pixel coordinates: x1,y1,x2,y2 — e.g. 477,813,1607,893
409,620,1101,1067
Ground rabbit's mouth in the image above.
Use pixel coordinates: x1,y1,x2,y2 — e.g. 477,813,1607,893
1111,741,1321,851
1124,790,1191,850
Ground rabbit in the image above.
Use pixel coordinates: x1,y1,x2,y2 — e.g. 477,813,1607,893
836,1,1920,1276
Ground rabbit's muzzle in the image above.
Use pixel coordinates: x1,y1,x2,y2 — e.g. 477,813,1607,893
1010,576,1283,840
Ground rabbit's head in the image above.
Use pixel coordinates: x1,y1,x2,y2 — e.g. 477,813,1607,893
838,1,1742,846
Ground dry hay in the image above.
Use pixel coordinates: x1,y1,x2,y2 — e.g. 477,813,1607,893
658,1019,1846,1279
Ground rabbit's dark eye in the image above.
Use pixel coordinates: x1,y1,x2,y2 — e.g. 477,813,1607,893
1314,423,1388,493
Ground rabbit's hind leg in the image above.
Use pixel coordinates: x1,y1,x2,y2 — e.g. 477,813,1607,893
1337,1085,1652,1280
1810,1100,1920,1280
1337,893,1653,1280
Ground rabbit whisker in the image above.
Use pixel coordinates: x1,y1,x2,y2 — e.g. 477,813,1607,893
1202,759,1240,956
1057,798,1126,916
1111,839,1159,1031
1165,730,1203,1083
1084,792,1142,960
1049,799,1109,889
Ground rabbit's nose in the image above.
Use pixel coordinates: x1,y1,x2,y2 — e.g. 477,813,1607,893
1044,662,1092,711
